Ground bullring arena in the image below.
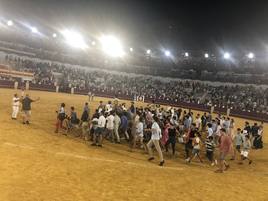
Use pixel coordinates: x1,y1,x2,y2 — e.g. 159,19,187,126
0,88,267,201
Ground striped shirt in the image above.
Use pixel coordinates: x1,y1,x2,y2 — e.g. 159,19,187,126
205,140,215,152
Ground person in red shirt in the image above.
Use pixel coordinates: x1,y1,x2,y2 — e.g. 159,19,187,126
215,128,232,173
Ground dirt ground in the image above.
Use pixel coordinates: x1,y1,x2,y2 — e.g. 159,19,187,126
0,88,267,201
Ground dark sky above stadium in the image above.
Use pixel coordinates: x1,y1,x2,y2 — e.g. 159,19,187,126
1,0,268,52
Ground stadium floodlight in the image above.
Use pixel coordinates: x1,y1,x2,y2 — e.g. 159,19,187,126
247,52,254,59
7,20,13,26
165,50,171,57
61,30,88,49
52,33,57,38
223,52,230,59
100,35,125,57
31,27,38,33
185,52,189,57
91,41,96,46
146,49,151,54
204,53,209,58
130,47,133,52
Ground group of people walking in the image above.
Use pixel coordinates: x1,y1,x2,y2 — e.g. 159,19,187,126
54,99,264,172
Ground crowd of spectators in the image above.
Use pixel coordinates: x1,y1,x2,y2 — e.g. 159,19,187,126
2,55,268,115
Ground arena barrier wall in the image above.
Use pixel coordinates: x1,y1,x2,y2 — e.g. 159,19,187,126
0,80,267,123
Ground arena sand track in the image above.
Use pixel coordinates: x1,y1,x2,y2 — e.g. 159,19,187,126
0,88,267,201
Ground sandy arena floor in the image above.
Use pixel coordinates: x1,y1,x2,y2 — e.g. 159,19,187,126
0,88,267,201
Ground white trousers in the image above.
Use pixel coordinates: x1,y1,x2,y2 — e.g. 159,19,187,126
12,106,19,119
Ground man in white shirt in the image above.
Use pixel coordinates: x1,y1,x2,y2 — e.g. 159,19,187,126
106,111,115,142
92,111,106,147
12,94,20,120
147,116,164,166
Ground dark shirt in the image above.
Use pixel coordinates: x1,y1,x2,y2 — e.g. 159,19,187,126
81,110,89,122
22,97,33,111
168,127,176,138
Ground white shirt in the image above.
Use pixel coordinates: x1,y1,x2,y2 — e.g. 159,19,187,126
151,122,161,140
136,122,144,137
98,115,106,128
193,137,201,149
195,118,201,128
208,127,213,137
106,115,114,130
12,97,20,106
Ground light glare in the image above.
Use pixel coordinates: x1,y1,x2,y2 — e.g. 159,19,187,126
185,52,189,57
31,27,38,33
7,20,13,26
247,52,254,59
224,52,230,59
204,53,209,58
100,35,125,57
147,49,151,54
61,30,88,49
165,50,171,56
52,33,57,38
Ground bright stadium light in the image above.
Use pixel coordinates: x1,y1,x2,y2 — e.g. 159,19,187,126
130,47,133,52
204,53,209,58
91,41,96,46
7,20,13,26
247,52,254,59
61,30,88,49
165,50,171,57
31,27,38,33
100,35,125,57
223,52,230,59
146,49,151,54
185,52,189,57
52,33,57,38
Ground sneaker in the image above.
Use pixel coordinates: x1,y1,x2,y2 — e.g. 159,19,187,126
26,121,30,125
148,157,155,161
98,144,103,147
159,160,165,166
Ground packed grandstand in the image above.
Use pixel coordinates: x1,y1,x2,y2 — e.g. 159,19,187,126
0,22,267,123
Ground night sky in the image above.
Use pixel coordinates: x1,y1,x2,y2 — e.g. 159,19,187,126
1,0,268,52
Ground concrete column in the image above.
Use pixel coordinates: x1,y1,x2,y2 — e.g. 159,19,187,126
56,86,59,93
14,81,18,90
25,81,29,90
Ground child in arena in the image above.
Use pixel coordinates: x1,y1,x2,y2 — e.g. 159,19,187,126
92,111,106,147
205,136,217,166
187,132,203,163
55,103,66,133
165,122,177,156
131,116,145,150
233,128,244,159
239,135,253,165
106,111,115,142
